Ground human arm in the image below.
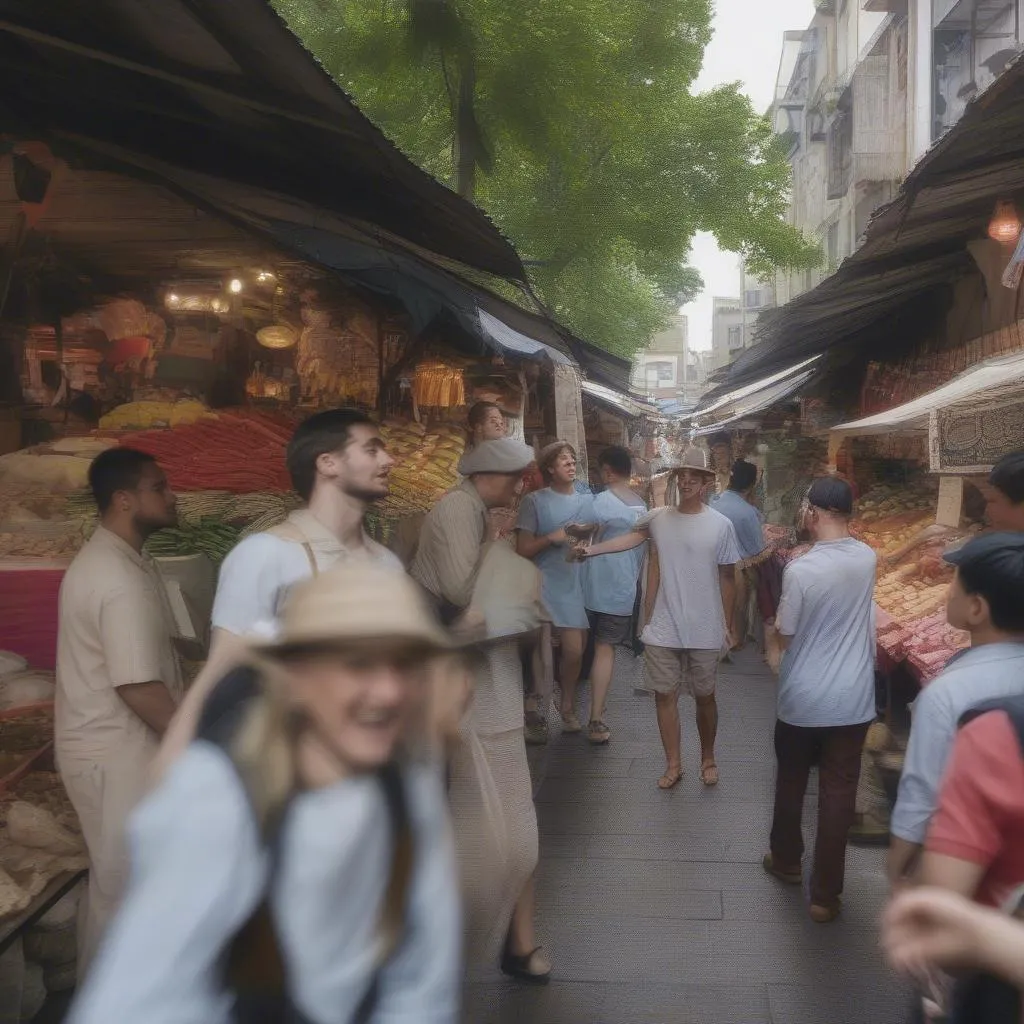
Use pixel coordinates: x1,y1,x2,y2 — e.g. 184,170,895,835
100,585,179,735
424,493,487,609
718,564,737,640
584,527,649,559
772,562,801,654
116,683,178,735
67,744,264,1024
151,627,250,784
883,888,1024,987
374,767,462,1023
889,686,958,887
644,545,660,624
514,493,567,560
919,711,1018,898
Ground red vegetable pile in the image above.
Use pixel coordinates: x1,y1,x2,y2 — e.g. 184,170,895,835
118,411,295,493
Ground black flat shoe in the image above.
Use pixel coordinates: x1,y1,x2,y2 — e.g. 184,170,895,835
500,945,551,985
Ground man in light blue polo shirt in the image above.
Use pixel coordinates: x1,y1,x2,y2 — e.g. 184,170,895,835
888,532,1024,890
582,446,647,745
710,460,765,561
762,477,877,924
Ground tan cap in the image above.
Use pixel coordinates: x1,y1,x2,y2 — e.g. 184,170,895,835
666,446,716,476
458,437,536,476
259,562,453,656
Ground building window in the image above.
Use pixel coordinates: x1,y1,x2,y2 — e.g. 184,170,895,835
727,326,743,349
645,361,675,387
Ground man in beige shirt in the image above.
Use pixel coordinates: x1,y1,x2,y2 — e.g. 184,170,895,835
56,447,183,969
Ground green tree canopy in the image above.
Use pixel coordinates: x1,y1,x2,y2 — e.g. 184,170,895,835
273,0,821,358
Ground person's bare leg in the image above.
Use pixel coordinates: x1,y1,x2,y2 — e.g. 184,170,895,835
504,873,550,976
559,629,586,720
589,641,615,723
695,692,719,785
655,689,682,787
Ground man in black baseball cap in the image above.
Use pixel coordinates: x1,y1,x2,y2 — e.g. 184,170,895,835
888,532,1024,890
982,450,1024,532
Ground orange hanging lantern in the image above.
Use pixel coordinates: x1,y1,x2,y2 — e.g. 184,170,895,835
988,200,1021,245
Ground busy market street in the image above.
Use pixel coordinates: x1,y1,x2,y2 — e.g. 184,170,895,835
2,1,1024,1022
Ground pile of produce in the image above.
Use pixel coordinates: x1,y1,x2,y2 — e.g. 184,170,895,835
902,610,970,680
375,420,466,519
874,567,950,622
0,529,84,560
145,519,241,565
117,410,295,493
99,399,214,430
0,441,116,494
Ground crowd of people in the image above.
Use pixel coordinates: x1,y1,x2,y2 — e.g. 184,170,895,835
43,400,1024,1022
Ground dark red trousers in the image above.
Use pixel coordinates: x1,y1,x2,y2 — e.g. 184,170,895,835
769,719,871,907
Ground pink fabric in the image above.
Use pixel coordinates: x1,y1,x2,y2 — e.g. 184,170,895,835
0,568,65,669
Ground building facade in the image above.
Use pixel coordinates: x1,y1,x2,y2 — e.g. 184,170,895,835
632,314,708,403
769,1,1024,312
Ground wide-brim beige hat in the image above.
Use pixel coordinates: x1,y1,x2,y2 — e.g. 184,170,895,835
663,445,716,476
258,562,455,657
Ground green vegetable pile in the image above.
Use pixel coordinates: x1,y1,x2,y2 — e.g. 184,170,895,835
145,519,241,565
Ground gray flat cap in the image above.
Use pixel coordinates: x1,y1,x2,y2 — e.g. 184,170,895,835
458,438,536,475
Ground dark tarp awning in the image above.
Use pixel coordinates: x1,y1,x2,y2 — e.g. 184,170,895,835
707,54,1024,399
0,0,524,280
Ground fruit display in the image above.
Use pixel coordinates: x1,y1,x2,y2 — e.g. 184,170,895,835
902,610,970,681
375,419,466,519
98,399,215,430
117,410,296,492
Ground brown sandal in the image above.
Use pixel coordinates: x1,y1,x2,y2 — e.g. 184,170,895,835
700,761,719,786
657,767,683,790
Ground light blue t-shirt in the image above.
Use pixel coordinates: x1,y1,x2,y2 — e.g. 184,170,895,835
516,488,595,629
891,642,1024,844
776,537,877,728
709,489,765,561
584,488,647,616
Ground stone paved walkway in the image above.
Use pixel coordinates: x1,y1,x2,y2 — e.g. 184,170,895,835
465,647,906,1023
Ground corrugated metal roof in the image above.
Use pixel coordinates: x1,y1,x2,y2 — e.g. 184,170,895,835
0,0,525,281
708,54,1024,397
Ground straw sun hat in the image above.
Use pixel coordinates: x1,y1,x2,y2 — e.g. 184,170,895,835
664,446,716,476
258,562,455,658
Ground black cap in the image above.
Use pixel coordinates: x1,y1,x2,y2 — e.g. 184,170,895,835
806,476,853,515
943,531,1024,569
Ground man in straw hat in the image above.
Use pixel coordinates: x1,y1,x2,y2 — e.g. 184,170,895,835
412,437,553,984
153,408,401,780
579,446,740,788
69,562,464,1024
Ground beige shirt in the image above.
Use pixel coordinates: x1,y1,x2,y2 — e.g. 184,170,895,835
55,526,183,761
411,480,489,610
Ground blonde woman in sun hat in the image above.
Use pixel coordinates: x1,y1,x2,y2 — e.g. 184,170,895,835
68,563,466,1024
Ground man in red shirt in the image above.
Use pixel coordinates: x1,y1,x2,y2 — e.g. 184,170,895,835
921,701,1024,910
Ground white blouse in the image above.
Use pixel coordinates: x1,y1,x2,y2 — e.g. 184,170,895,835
68,743,462,1024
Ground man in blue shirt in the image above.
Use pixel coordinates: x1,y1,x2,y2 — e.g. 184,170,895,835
582,446,647,744
710,460,766,650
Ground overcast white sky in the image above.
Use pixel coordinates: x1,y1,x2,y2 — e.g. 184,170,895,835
684,0,815,350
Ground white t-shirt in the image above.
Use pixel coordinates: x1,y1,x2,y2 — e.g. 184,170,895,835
640,506,741,651
775,537,877,728
212,529,402,640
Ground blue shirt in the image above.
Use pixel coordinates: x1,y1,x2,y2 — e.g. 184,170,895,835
584,489,647,616
516,488,594,629
775,538,877,727
891,642,1024,844
709,489,765,561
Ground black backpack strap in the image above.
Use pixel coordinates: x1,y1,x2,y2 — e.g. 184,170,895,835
957,694,1024,753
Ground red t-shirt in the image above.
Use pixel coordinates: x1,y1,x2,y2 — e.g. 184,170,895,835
926,711,1024,909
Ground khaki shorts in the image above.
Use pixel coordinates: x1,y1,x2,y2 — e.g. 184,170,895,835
644,646,719,698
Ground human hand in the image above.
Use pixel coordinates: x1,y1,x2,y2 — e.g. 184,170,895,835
882,888,984,981
547,527,568,546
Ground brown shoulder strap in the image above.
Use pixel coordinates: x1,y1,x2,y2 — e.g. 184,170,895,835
264,521,319,578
